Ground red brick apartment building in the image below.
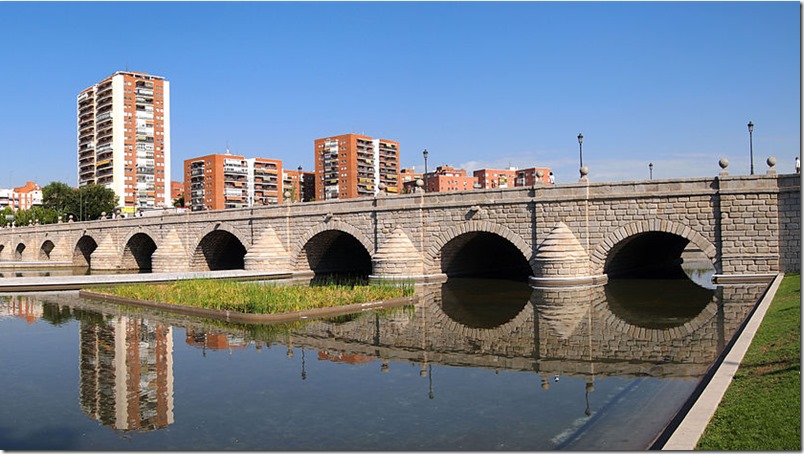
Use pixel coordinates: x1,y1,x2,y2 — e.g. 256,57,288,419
314,134,401,200
423,165,478,193
473,167,553,188
184,153,282,211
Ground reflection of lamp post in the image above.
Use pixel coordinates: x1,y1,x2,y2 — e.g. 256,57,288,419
649,162,653,180
423,149,429,192
428,364,434,400
747,121,755,175
301,349,307,380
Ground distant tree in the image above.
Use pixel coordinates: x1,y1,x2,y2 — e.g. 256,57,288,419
12,206,60,225
75,184,118,221
0,206,12,227
42,181,76,215
173,196,184,208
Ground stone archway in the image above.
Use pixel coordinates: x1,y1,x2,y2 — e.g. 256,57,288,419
591,220,718,278
73,236,98,268
426,220,533,279
121,232,158,272
39,240,55,260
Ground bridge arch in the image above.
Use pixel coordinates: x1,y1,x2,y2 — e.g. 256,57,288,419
293,221,374,277
190,223,249,271
39,240,55,260
121,231,159,272
73,235,98,267
591,220,718,278
14,243,25,261
426,221,533,279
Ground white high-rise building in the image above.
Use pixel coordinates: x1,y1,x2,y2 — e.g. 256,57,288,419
77,71,171,213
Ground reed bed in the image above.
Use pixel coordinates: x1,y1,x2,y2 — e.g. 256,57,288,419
90,279,414,315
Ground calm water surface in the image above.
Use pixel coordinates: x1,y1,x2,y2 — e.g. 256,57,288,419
0,271,767,450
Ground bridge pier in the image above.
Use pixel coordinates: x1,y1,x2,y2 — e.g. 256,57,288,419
529,222,607,288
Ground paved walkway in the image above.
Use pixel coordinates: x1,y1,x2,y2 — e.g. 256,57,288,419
660,272,785,450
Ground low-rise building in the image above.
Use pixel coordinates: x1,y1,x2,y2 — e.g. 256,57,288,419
423,165,478,193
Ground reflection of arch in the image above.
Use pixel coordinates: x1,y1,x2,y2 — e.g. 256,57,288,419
592,290,719,342
74,235,98,267
39,240,55,260
440,279,532,329
191,229,247,271
591,220,718,277
418,281,535,343
122,232,158,272
14,243,25,261
427,221,532,279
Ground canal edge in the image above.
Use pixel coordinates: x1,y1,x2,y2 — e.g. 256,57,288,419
658,272,785,450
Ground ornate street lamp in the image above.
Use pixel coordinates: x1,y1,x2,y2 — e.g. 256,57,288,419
747,121,754,175
577,132,584,166
423,149,429,192
649,162,653,180
297,165,303,202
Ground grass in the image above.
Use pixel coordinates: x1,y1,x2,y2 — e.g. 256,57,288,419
90,278,414,315
695,273,801,450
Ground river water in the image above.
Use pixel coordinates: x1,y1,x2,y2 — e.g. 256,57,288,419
0,269,768,450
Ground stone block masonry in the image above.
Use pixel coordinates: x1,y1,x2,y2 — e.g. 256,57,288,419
0,173,798,282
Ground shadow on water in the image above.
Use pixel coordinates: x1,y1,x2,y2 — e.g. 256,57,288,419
440,277,532,329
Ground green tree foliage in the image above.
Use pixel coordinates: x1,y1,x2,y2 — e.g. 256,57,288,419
2,181,119,226
41,181,76,214
75,184,118,221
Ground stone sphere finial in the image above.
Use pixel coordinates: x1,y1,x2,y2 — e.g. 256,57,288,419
536,169,544,178
719,157,729,169
766,156,778,175
416,179,424,187
579,166,590,177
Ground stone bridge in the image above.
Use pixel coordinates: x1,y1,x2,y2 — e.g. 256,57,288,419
0,171,799,283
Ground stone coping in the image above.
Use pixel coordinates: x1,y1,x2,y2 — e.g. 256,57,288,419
0,270,293,292
78,289,417,325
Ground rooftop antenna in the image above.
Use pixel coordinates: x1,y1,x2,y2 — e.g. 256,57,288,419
225,140,230,155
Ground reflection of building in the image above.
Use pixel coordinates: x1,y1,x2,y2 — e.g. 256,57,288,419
0,295,42,323
317,351,374,364
79,316,174,432
185,329,248,351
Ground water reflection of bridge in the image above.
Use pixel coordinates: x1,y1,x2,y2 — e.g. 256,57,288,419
17,277,765,385
286,281,764,381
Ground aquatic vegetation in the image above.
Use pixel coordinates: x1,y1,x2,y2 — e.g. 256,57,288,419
90,278,414,315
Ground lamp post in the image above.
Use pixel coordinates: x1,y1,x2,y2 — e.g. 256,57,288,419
423,149,429,192
649,162,653,180
747,121,754,175
297,165,303,202
577,133,584,176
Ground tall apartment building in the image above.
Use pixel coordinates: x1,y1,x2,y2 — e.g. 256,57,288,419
77,71,171,213
184,152,283,211
314,134,400,200
423,165,478,193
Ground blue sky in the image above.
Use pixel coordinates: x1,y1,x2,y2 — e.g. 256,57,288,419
0,1,799,187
